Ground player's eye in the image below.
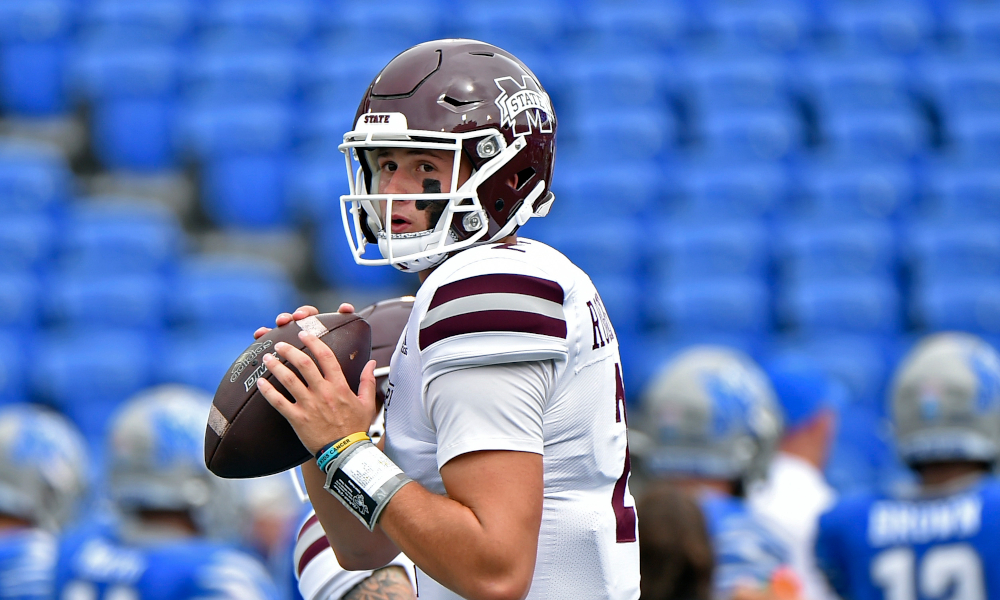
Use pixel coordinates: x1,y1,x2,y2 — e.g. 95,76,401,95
417,162,436,173
379,160,397,173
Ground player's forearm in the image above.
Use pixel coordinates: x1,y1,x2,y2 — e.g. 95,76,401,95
301,460,401,569
377,484,536,600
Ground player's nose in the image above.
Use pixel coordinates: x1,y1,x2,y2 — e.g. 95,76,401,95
382,170,422,195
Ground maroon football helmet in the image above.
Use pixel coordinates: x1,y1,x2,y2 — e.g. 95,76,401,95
339,39,557,272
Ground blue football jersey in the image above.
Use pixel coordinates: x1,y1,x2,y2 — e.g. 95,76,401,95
0,528,58,600
54,519,281,600
816,475,1000,600
700,492,794,597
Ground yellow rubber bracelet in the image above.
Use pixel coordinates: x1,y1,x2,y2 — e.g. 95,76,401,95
316,432,371,473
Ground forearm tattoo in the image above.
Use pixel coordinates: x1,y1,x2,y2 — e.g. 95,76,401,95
343,566,416,600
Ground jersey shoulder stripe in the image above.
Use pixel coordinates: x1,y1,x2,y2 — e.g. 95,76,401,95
419,273,566,351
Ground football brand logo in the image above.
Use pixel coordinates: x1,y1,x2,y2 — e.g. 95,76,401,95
230,340,273,383
494,75,553,136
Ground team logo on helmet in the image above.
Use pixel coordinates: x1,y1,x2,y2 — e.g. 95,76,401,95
494,75,553,136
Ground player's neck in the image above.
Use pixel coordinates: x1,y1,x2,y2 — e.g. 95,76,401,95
916,461,990,490
417,235,519,284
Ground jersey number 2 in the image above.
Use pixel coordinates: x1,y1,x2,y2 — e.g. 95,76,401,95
872,544,984,600
612,363,637,543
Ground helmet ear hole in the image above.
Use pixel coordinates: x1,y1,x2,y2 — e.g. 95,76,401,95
515,167,536,191
495,199,504,211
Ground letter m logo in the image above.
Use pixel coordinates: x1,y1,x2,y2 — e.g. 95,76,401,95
494,75,554,136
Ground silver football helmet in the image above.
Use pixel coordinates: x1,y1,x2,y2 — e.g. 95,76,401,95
890,332,1000,466
108,384,242,538
0,403,89,530
639,346,783,486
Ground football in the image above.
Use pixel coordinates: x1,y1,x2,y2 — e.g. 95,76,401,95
205,312,371,479
357,296,414,390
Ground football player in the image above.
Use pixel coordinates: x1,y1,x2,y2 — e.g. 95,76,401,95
638,346,800,600
0,404,88,600
814,332,1000,600
54,385,281,600
253,39,640,600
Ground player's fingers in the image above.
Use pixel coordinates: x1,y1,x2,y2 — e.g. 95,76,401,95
292,305,319,320
253,326,271,340
257,377,297,418
261,350,312,402
296,331,347,386
357,360,378,406
275,312,294,327
338,303,356,314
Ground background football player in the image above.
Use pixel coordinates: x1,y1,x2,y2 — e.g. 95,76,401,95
637,346,800,600
54,384,281,600
815,332,1000,600
0,404,88,600
254,39,640,600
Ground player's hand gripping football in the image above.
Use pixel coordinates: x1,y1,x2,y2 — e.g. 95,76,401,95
253,304,378,455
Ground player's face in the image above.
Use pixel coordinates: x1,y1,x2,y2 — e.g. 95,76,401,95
374,148,473,234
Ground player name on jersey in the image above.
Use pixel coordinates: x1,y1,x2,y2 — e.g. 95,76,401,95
867,493,982,547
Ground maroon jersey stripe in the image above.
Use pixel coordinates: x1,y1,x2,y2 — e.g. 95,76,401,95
428,273,564,310
419,309,567,350
297,514,319,541
297,535,331,577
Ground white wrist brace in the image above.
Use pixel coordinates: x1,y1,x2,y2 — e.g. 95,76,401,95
323,439,413,531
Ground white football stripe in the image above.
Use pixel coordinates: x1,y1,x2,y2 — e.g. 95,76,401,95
297,316,329,338
421,292,564,329
208,405,229,437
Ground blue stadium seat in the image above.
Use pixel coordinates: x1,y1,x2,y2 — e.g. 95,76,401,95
70,46,180,171
651,221,770,283
286,155,345,224
300,51,388,110
553,162,663,220
920,60,999,119
168,256,299,331
775,221,897,282
182,49,301,104
705,1,810,55
197,0,318,49
294,106,355,157
533,219,640,280
769,333,892,408
700,109,801,162
175,102,294,227
575,3,688,54
0,331,28,406
673,163,788,221
824,2,933,56
681,58,792,113
904,224,1000,283
826,402,908,494
795,164,913,221
314,217,415,292
48,334,155,447
43,273,167,332
824,112,927,164
317,0,447,54
648,277,771,333
59,200,184,275
32,329,155,443
951,5,1000,57
0,0,75,115
924,167,1000,222
0,272,40,332
778,278,902,334
159,330,255,393
0,140,71,216
801,58,912,117
460,3,568,55
0,215,56,274
561,56,671,116
949,115,1000,166
570,108,675,162
912,279,1000,335
78,0,194,48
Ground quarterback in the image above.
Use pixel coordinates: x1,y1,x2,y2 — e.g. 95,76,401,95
255,39,640,600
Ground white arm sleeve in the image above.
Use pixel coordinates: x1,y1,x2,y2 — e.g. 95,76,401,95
425,360,555,469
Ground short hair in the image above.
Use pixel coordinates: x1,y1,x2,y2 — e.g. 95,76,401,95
637,482,714,600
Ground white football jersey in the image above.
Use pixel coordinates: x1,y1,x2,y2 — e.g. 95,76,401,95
383,238,640,600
